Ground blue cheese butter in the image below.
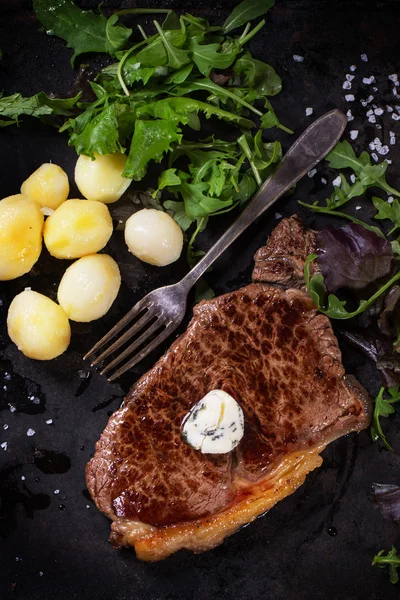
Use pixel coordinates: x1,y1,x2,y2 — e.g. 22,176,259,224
181,389,244,454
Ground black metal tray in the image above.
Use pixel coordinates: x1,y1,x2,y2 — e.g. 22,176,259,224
1,1,400,598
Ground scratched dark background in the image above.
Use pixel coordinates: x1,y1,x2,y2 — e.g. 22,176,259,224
1,0,400,598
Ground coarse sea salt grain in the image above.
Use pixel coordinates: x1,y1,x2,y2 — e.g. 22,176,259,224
372,152,379,162
86,504,90,509
26,428,35,437
374,107,384,116
355,205,362,210
345,94,355,102
343,81,352,90
361,95,374,106
54,489,60,495
45,419,53,425
388,196,394,204
376,124,382,130
377,145,390,156
386,159,393,164
1,442,7,451
305,107,313,116
368,115,377,123
293,54,304,63
350,130,359,140
275,212,282,219
321,177,327,185
393,87,400,98
390,131,396,145
39,572,44,577
361,53,368,62
392,113,400,121
389,74,399,84
308,169,317,178
346,109,354,121
332,176,341,187
363,76,375,85
3,424,8,430
350,65,357,72
350,174,356,183
21,475,25,481
387,105,394,112
346,74,355,81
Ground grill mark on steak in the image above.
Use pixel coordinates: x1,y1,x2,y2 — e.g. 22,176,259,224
86,215,370,558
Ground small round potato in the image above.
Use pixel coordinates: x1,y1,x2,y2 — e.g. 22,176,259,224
74,153,132,204
58,254,121,322
124,208,183,267
0,194,44,281
7,290,71,360
43,199,113,259
21,163,69,210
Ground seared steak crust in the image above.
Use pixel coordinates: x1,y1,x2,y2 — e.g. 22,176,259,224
86,216,370,559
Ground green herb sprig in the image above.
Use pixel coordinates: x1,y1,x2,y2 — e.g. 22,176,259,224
372,546,400,584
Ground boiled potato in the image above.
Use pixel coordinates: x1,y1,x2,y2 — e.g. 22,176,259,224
43,199,113,259
124,209,183,267
58,254,121,322
0,194,44,281
7,290,71,360
21,163,69,210
74,153,132,204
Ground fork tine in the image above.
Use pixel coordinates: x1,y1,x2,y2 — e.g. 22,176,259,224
101,317,166,376
106,322,176,382
84,296,153,362
90,308,156,367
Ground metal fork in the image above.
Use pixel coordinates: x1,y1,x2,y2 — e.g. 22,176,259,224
84,109,347,381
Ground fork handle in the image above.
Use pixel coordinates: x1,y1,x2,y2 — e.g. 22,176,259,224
180,109,347,291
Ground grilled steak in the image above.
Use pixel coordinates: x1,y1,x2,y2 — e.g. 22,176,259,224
86,215,370,561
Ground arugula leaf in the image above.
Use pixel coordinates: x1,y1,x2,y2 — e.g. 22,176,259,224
124,119,183,180
190,37,241,76
165,63,194,84
0,91,80,125
234,51,282,96
373,196,400,236
164,200,194,231
326,141,400,198
153,20,191,69
69,103,120,157
372,546,400,584
177,177,233,220
304,254,400,320
298,201,386,238
33,0,130,65
223,0,275,32
155,168,181,195
371,386,400,451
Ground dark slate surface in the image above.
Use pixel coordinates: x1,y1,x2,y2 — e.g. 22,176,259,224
1,1,400,598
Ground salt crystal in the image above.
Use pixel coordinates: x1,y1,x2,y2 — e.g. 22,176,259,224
346,109,354,121
86,504,90,509
368,115,376,123
388,196,394,204
345,94,355,102
355,206,362,210
54,489,60,495
1,442,7,451
308,169,317,178
21,475,25,481
39,572,44,577
363,76,375,85
332,176,341,187
373,87,378,92
372,152,379,162
369,141,376,150
386,159,393,165
321,178,327,185
377,145,389,156
366,108,374,117
389,74,399,84
393,87,400,98
3,424,8,430
293,54,304,63
361,95,374,107
305,107,313,116
40,207,54,217
350,174,356,183
376,124,382,130
387,105,394,113
392,113,400,121
45,419,53,425
374,107,384,116
15,557,22,562
343,81,352,90
275,212,282,219
361,53,368,62
9,405,16,413
350,130,359,140
346,74,355,81
26,428,35,437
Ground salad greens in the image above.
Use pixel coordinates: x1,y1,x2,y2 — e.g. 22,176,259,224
372,546,400,584
371,386,400,450
1,0,290,272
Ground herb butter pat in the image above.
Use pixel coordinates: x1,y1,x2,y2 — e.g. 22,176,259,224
181,390,244,454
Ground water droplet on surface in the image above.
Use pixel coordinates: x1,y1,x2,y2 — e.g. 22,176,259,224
58,504,66,511
328,526,337,537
